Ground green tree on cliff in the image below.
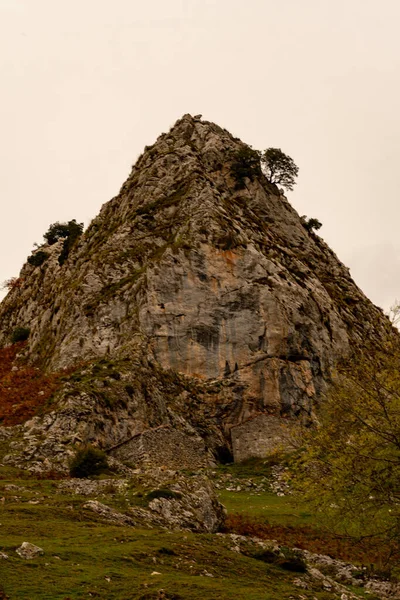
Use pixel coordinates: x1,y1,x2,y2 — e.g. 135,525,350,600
230,146,262,189
261,148,299,191
43,219,83,265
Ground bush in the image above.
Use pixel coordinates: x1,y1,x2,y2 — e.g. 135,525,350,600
252,547,307,573
158,547,177,556
302,217,322,232
42,219,84,265
230,146,262,189
10,327,30,343
27,251,49,267
252,546,307,573
58,220,84,266
43,222,71,245
69,445,108,478
276,547,307,572
2,277,23,291
252,549,277,563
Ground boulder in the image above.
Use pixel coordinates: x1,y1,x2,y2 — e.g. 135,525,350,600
16,542,44,560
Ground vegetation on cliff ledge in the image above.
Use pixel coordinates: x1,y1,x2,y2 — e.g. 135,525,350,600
0,343,67,425
230,146,299,192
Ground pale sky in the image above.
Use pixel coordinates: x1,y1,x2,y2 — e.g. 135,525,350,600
1,0,400,311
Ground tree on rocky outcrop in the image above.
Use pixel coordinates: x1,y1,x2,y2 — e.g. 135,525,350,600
261,148,298,191
231,146,262,189
302,217,322,232
58,220,84,265
43,219,83,265
44,221,73,245
292,341,400,553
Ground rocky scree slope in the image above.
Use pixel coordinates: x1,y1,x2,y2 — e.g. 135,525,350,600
0,114,394,471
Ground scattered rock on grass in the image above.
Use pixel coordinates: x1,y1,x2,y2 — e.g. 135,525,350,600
16,542,44,559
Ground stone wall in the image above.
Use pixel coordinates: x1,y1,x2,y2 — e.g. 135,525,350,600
109,426,209,470
231,414,295,462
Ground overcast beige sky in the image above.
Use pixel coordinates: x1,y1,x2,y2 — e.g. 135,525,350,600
1,0,400,310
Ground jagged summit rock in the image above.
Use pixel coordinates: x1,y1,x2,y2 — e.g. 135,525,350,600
0,114,395,470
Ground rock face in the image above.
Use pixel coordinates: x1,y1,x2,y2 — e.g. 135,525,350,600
0,114,395,468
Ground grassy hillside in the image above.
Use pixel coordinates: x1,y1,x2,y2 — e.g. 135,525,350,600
0,462,385,600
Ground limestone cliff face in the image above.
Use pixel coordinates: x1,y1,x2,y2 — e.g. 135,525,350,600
0,114,394,467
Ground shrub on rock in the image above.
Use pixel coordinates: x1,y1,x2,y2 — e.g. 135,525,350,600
27,251,49,267
231,146,262,189
10,327,30,343
69,445,108,478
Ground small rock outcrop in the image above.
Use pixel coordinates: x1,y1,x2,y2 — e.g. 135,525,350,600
141,474,226,533
63,468,225,533
0,114,396,468
15,542,44,560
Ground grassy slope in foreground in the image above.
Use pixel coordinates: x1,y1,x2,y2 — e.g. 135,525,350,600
0,464,375,600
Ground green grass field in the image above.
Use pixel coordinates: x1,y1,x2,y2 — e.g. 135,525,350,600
218,489,313,526
0,463,371,599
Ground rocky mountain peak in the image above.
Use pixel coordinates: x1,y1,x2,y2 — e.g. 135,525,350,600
0,114,395,470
